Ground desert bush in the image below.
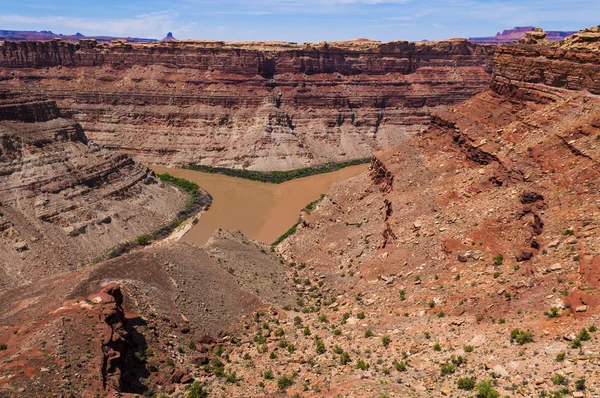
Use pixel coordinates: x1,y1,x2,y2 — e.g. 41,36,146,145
355,359,369,370
545,307,561,318
187,381,209,398
393,360,407,372
457,377,476,390
510,329,534,345
476,380,500,398
382,335,391,347
277,375,294,391
340,351,351,365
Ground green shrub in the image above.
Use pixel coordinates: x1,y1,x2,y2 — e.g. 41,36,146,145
332,344,343,355
575,378,586,391
545,307,561,318
277,375,294,391
457,377,476,390
287,344,295,354
355,359,370,370
340,351,351,365
382,335,391,347
440,362,455,376
393,360,407,372
433,343,441,352
493,254,504,266
476,380,500,398
303,327,310,336
187,381,209,398
271,222,300,246
136,234,151,246
364,329,373,338
510,329,534,345
225,370,240,383
263,369,274,380
556,352,566,362
589,325,597,332
274,327,285,337
315,339,326,355
357,312,365,319
578,327,591,341
464,345,474,353
0,344,6,351
552,374,567,386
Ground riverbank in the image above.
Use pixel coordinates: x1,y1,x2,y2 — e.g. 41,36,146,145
93,173,212,262
152,164,368,245
184,158,371,184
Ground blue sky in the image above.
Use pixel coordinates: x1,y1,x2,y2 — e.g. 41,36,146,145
0,0,597,42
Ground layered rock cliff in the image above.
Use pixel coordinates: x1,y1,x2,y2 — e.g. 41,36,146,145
269,28,600,395
0,38,494,170
0,93,188,292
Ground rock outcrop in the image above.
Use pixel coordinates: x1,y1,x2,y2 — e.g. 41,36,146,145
0,92,188,292
0,38,494,170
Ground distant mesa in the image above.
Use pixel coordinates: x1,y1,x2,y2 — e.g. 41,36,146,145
0,29,158,43
469,26,577,44
162,32,178,42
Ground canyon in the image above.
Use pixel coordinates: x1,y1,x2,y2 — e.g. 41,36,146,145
0,38,494,170
0,26,600,398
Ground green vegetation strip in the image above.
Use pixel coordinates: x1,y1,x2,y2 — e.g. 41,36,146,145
98,173,212,261
185,158,371,184
271,194,326,246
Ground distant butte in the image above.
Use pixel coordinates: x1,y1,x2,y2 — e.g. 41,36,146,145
162,32,178,42
469,26,577,44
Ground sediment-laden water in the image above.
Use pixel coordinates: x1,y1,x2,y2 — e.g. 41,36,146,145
151,165,367,245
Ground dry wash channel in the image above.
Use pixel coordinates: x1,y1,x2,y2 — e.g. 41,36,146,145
151,164,368,245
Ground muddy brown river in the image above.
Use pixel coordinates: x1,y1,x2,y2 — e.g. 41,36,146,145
151,165,368,245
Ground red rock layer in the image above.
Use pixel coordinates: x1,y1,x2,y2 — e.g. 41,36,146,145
280,29,600,320
0,39,494,170
0,95,188,292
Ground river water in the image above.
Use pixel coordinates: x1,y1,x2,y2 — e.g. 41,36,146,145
151,165,368,245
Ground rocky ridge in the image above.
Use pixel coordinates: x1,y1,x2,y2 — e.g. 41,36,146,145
0,38,494,170
0,92,188,292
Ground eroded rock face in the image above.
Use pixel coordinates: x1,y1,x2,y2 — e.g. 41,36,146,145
0,39,494,170
0,93,187,292
280,27,600,322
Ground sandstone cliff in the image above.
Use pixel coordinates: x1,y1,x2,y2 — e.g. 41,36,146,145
0,93,188,292
0,38,494,170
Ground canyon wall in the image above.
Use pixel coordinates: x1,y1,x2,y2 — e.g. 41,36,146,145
0,92,188,292
281,28,600,319
0,38,494,170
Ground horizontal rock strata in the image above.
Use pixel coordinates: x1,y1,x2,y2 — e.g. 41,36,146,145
0,39,494,170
